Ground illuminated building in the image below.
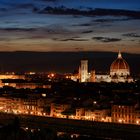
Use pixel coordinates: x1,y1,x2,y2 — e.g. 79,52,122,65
78,51,133,83
135,109,140,124
19,97,54,116
110,51,130,76
75,108,85,119
0,97,22,114
50,103,71,118
0,96,52,116
0,79,51,89
110,51,133,83
1,96,140,125
89,69,96,82
95,74,111,83
0,97,13,113
68,108,85,120
84,109,94,120
65,73,79,82
111,104,136,124
85,109,111,122
15,83,51,89
79,60,88,82
0,74,25,80
19,98,38,115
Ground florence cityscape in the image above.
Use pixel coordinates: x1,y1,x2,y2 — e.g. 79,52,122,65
0,0,140,140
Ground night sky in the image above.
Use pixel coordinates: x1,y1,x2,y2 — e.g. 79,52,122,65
0,0,140,73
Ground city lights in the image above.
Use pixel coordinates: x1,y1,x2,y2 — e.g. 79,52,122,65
0,0,139,139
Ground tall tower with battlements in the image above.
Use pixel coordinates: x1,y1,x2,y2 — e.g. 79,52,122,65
80,60,88,82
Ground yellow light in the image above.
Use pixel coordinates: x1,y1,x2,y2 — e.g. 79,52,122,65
85,116,90,119
0,107,4,110
93,101,97,104
56,114,60,117
42,93,46,97
38,112,41,115
5,83,9,86
29,72,35,75
51,73,54,77
71,115,74,118
48,73,55,78
101,118,105,121
13,111,17,114
118,119,122,123
136,120,139,124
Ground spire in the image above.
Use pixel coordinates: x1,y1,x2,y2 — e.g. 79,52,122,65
118,51,122,58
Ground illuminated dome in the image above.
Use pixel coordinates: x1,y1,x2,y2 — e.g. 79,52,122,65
110,52,130,76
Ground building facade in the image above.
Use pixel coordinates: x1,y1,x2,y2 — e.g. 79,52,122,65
79,60,88,82
78,52,133,83
50,103,71,118
111,104,136,124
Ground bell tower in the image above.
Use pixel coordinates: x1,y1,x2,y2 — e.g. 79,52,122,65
80,60,88,82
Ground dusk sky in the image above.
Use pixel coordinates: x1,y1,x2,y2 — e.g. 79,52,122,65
0,0,140,73
0,0,140,54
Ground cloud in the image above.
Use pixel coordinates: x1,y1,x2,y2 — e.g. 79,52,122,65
0,8,7,11
92,37,121,42
82,30,93,34
0,28,37,32
38,7,140,19
0,38,11,41
0,27,68,37
122,33,140,38
72,23,91,27
94,18,130,23
52,37,89,41
16,4,34,9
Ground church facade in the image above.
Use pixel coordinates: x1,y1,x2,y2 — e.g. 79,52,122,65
79,52,133,83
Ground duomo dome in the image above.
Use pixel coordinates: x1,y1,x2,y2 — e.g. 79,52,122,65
79,51,133,83
110,52,130,77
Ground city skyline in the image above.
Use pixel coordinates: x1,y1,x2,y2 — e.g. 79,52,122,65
0,1,140,139
0,51,139,74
